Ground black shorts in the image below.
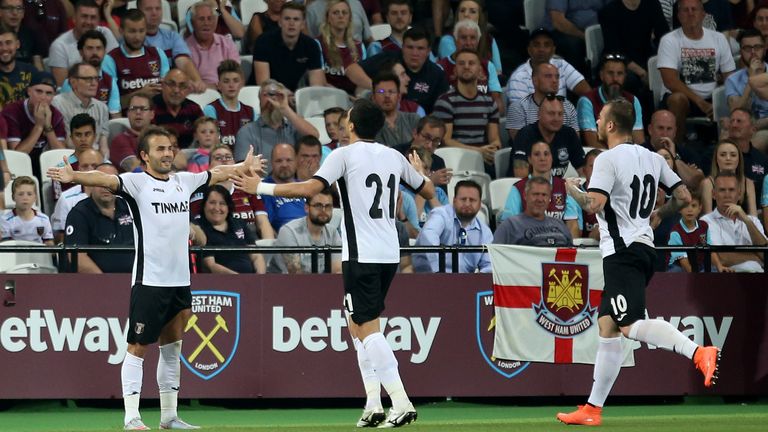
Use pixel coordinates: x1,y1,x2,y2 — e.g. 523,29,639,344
342,261,398,325
599,243,656,327
127,284,192,345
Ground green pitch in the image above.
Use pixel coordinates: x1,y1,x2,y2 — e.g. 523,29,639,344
1,400,766,431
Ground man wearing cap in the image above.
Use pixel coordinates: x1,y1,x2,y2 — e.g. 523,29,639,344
2,70,66,179
505,28,591,106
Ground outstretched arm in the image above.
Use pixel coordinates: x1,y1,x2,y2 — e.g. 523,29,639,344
47,157,119,191
209,148,266,185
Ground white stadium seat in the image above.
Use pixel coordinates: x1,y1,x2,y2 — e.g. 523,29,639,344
187,88,221,109
0,240,57,274
176,0,198,32
447,170,492,206
370,24,392,41
238,85,261,114
107,118,131,144
648,56,663,109
434,147,484,174
39,149,74,215
3,150,34,178
523,0,546,30
494,147,512,179
304,117,332,145
240,54,253,83
489,177,520,223
585,24,603,73
295,86,351,118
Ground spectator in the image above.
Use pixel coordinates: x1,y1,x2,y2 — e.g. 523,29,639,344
187,117,220,173
306,0,372,43
49,0,119,87
700,139,758,216
413,180,493,273
505,27,590,106
52,116,103,199
262,143,307,232
581,148,601,239
268,188,341,274
59,30,121,116
671,0,735,32
372,71,420,147
493,176,573,246
110,93,154,173
295,135,322,182
102,9,170,111
183,0,244,41
0,23,36,106
233,79,318,164
0,176,53,244
51,179,89,243
203,59,256,148
543,0,608,75
722,108,768,198
50,147,102,243
0,0,44,71
507,62,579,140
666,191,711,272
701,170,767,272
501,141,582,237
360,0,383,25
437,0,502,77
152,69,204,148
752,4,768,45
367,57,427,116
52,63,110,158
323,106,345,149
577,54,645,148
81,0,120,39
21,0,66,51
393,115,452,192
315,0,369,95
657,0,735,143
196,184,266,274
64,162,135,273
366,0,412,56
727,29,768,120
243,0,284,55
252,2,326,91
139,0,206,94
185,2,239,88
3,71,66,179
509,97,585,179
641,109,705,189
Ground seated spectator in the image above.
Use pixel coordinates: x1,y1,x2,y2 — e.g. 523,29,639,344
372,71,420,147
203,60,256,148
268,188,341,274
667,191,711,273
0,23,36,106
53,121,103,200
721,108,768,199
152,69,204,148
77,0,120,38
509,97,585,179
64,162,135,273
252,2,326,91
671,0,735,32
0,0,45,71
306,0,372,44
726,29,768,121
700,140,758,216
182,0,244,41
501,141,581,237
366,0,412,56
507,62,579,140
295,135,322,182
413,180,492,273
196,184,266,274
233,80,318,163
0,176,53,244
61,30,121,116
316,0,369,95
437,0,503,77
641,109,704,189
187,117,221,173
493,176,573,246
51,151,103,242
243,0,284,55
576,54,645,148
262,143,307,232
505,27,590,106
543,0,606,75
580,148,601,239
323,106,345,149
393,115,452,192
20,0,67,51
403,146,448,223
701,170,767,272
110,93,154,173
185,1,240,88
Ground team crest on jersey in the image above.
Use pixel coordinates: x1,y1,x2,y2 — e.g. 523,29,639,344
475,290,530,379
553,193,565,210
98,88,109,101
149,61,159,75
533,263,595,337
218,120,227,129
557,147,569,162
135,323,145,334
36,226,44,236
181,291,240,380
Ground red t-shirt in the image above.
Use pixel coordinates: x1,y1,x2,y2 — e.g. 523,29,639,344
110,129,140,172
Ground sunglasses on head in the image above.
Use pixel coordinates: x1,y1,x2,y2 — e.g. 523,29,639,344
544,93,565,101
602,53,626,62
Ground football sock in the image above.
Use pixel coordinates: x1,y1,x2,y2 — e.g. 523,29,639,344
121,352,144,424
354,338,382,411
628,319,697,359
158,341,182,423
587,336,623,407
362,332,411,413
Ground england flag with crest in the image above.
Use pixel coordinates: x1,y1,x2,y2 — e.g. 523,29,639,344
487,244,634,366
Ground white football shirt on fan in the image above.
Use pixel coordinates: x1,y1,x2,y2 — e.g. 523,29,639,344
0,209,54,243
587,143,682,258
313,141,425,263
117,171,210,286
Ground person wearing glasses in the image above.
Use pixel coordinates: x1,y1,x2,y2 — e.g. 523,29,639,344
110,93,155,173
372,71,420,147
268,188,342,274
184,1,239,88
726,29,768,121
151,69,204,148
60,30,122,117
413,179,492,273
394,115,452,192
0,0,44,71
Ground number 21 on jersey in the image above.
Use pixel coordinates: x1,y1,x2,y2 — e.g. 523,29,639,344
366,174,396,219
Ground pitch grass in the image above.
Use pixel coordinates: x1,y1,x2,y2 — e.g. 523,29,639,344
1,400,766,431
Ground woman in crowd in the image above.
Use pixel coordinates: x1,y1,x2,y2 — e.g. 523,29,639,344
437,0,502,77
316,0,366,95
700,140,757,216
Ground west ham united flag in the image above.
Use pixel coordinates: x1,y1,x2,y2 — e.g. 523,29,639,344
487,244,634,366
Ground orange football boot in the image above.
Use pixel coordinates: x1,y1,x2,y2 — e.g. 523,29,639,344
556,404,602,426
694,346,721,387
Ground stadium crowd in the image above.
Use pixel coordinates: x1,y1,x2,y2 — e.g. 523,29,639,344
1,0,767,274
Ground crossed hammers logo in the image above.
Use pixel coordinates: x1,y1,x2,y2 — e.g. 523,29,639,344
184,314,229,363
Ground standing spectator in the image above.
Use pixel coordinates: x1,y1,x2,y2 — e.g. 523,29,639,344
252,2,326,91
700,139,758,216
262,143,307,232
372,72,420,147
0,0,45,71
493,176,573,246
413,180,493,273
268,188,342,274
21,0,66,51
543,0,609,75
243,0,284,55
666,192,711,272
0,176,53,244
657,0,735,143
726,29,768,120
152,69,204,148
185,1,240,88
437,0,502,77
49,0,119,87
203,59,256,149
64,163,135,273
306,0,373,43
110,93,154,173
316,0,368,95
0,23,36,106
641,109,705,189
366,0,412,56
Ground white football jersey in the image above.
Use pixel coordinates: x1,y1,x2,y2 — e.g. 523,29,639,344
588,143,682,258
0,209,53,243
117,171,210,286
313,141,425,263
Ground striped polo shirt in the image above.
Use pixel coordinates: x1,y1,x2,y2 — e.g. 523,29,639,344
432,88,499,147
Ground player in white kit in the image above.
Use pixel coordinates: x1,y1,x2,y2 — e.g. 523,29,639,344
233,99,436,428
48,126,263,430
557,99,721,426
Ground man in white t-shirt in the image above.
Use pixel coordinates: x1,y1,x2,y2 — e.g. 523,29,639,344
657,0,735,143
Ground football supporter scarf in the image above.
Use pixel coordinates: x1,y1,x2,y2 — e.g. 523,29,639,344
487,244,634,366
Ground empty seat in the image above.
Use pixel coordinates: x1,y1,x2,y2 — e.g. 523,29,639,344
0,240,57,273
4,150,34,178
295,86,351,118
238,85,261,114
39,149,75,215
489,177,520,223
434,147,484,173
187,88,221,109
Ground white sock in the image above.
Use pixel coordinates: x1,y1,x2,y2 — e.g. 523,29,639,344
158,341,182,423
121,352,144,424
362,332,411,412
628,319,698,359
587,336,623,408
354,338,382,411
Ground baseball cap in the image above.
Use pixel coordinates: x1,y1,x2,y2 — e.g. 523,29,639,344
29,71,57,90
529,27,554,43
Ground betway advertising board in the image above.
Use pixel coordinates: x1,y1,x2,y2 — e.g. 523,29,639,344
0,274,764,398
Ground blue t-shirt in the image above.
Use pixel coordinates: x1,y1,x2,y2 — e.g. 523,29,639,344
261,176,307,232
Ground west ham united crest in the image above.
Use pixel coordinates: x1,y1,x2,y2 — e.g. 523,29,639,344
181,291,240,380
533,263,595,337
475,290,529,379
